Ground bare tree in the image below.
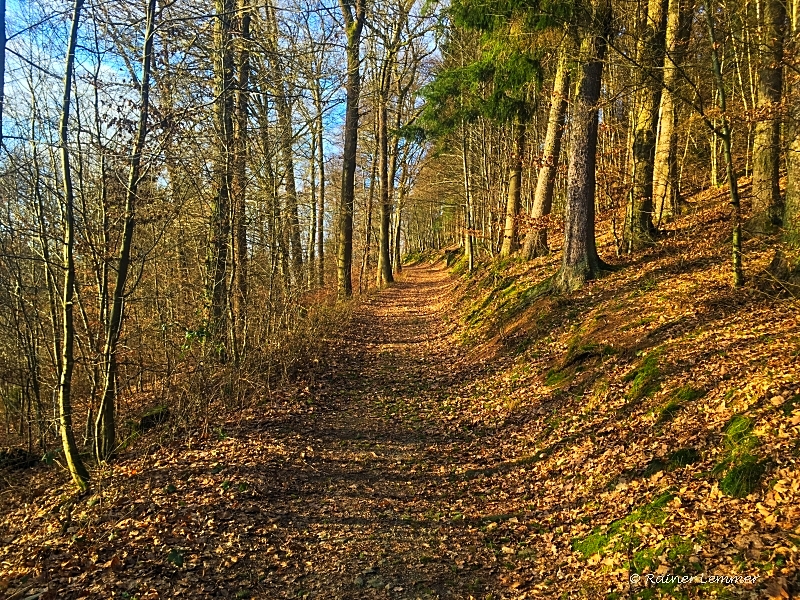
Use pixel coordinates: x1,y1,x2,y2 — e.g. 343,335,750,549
337,0,366,298
58,0,90,492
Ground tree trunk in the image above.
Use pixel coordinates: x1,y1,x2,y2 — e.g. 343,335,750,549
231,0,251,356
500,122,525,257
360,142,377,293
787,16,800,244
0,0,5,147
94,0,156,463
58,0,90,492
377,89,394,287
749,0,785,234
316,102,326,286
393,190,403,271
653,0,692,224
705,0,743,285
263,1,302,285
207,0,235,359
337,0,365,298
555,2,611,292
523,47,570,259
626,0,668,250
461,122,475,273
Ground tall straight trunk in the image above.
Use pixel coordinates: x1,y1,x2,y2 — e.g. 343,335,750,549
337,0,365,298
278,102,302,281
264,2,302,284
461,122,475,273
231,0,251,355
787,10,800,244
377,92,394,286
555,3,611,292
750,0,785,234
705,0,743,285
523,47,570,259
500,122,525,257
308,131,317,272
0,0,5,147
312,83,326,287
653,0,692,224
393,186,403,270
626,0,668,250
207,0,235,357
94,0,156,462
254,93,287,287
360,143,377,293
312,105,325,287
58,0,90,491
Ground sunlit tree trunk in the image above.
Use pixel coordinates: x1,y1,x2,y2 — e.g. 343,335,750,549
787,7,800,244
58,0,90,492
461,122,475,272
500,122,525,257
377,85,394,286
207,0,235,359
337,0,365,298
653,0,692,224
749,0,785,234
231,0,251,357
523,47,569,259
626,0,668,250
555,1,611,292
0,0,5,147
704,0,743,285
94,0,157,462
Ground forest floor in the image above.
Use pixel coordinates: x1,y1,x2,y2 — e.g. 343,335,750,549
1,264,532,600
2,192,800,599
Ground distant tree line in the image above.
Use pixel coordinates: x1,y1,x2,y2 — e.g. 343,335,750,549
409,0,800,291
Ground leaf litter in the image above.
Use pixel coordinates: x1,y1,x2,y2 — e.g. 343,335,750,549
1,192,799,599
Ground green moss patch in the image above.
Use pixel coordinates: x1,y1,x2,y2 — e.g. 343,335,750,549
572,491,674,559
713,415,765,498
656,385,706,424
623,349,663,402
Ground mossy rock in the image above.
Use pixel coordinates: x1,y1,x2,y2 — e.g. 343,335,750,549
669,447,701,467
656,386,705,424
722,415,755,448
641,448,700,478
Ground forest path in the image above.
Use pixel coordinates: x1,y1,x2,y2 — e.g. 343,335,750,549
250,261,508,599
1,262,522,600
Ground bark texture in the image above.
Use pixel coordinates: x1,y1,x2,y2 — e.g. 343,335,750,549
626,0,668,250
523,49,569,259
749,0,785,234
95,0,156,462
500,123,525,257
653,0,691,224
58,0,91,491
337,0,365,298
555,3,611,292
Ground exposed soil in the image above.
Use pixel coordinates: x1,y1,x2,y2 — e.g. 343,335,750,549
0,264,521,599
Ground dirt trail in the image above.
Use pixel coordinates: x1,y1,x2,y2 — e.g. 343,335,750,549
248,262,507,599
1,263,521,600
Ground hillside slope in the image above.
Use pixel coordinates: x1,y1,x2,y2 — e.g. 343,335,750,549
1,188,799,599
